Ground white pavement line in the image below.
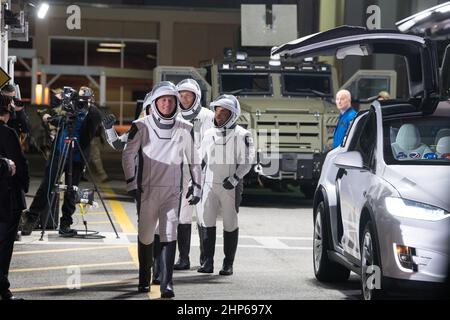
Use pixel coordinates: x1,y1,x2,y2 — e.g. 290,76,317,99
251,237,291,249
10,261,135,273
15,233,312,249
239,235,313,241
11,279,135,293
216,244,313,250
13,245,130,255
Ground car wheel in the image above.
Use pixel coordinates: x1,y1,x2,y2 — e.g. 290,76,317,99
360,221,385,300
313,202,351,282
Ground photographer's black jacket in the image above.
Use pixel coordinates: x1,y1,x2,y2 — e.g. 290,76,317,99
0,120,30,219
8,109,30,135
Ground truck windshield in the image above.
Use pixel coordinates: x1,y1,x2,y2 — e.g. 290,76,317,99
220,73,271,95
282,74,332,97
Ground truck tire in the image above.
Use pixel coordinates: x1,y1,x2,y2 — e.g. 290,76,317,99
314,202,351,282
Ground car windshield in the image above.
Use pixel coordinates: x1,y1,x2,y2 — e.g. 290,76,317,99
282,74,332,97
220,73,271,95
384,116,450,165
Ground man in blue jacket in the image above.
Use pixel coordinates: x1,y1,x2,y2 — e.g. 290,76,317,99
332,89,357,149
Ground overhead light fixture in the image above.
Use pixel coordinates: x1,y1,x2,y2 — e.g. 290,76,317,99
146,54,157,60
96,48,121,53
37,3,49,19
35,84,43,104
99,43,126,48
28,2,50,19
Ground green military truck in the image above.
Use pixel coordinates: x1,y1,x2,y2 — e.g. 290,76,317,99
154,55,396,198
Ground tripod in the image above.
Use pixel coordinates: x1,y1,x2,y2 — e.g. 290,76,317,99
39,115,119,241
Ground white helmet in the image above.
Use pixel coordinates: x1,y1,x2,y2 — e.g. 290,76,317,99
210,94,241,129
143,81,179,123
176,78,202,121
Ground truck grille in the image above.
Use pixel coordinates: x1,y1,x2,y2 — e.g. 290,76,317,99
255,114,321,151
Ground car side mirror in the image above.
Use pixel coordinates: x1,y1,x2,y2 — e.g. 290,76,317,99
334,151,364,170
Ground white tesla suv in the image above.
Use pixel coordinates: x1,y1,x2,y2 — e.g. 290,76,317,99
273,25,450,299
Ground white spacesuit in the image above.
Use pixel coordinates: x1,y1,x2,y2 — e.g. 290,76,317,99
197,94,255,276
173,78,214,271
122,81,201,298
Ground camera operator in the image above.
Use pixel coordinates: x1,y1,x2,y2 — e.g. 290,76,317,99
1,84,31,152
0,93,29,300
37,88,64,155
21,86,102,237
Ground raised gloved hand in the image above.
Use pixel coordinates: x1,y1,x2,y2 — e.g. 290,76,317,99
102,114,116,130
223,176,239,190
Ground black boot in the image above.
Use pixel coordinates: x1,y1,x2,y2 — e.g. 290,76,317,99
1,290,23,300
138,240,153,292
152,234,161,285
197,227,216,274
174,224,191,270
20,211,38,236
219,228,239,276
58,224,77,237
160,241,177,298
198,224,205,266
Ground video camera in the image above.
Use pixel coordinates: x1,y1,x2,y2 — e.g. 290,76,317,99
61,86,91,115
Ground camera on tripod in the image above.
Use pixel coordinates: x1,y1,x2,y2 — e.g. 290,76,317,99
61,86,91,116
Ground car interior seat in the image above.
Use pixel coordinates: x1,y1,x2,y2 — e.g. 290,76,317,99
434,128,450,151
436,136,450,157
391,123,432,159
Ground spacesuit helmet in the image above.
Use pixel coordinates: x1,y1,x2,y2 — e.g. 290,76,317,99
143,81,179,119
210,94,240,129
176,78,202,120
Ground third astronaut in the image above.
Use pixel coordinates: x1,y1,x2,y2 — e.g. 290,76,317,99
197,94,255,275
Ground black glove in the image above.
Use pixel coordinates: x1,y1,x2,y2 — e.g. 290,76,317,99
188,196,201,205
102,114,116,130
185,185,194,199
223,176,239,190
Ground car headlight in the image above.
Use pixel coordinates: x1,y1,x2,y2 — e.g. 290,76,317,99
385,197,449,221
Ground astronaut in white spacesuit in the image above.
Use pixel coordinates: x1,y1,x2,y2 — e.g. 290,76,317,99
197,94,255,276
172,78,214,271
122,81,202,298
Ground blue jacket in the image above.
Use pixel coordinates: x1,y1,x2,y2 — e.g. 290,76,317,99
333,107,357,149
